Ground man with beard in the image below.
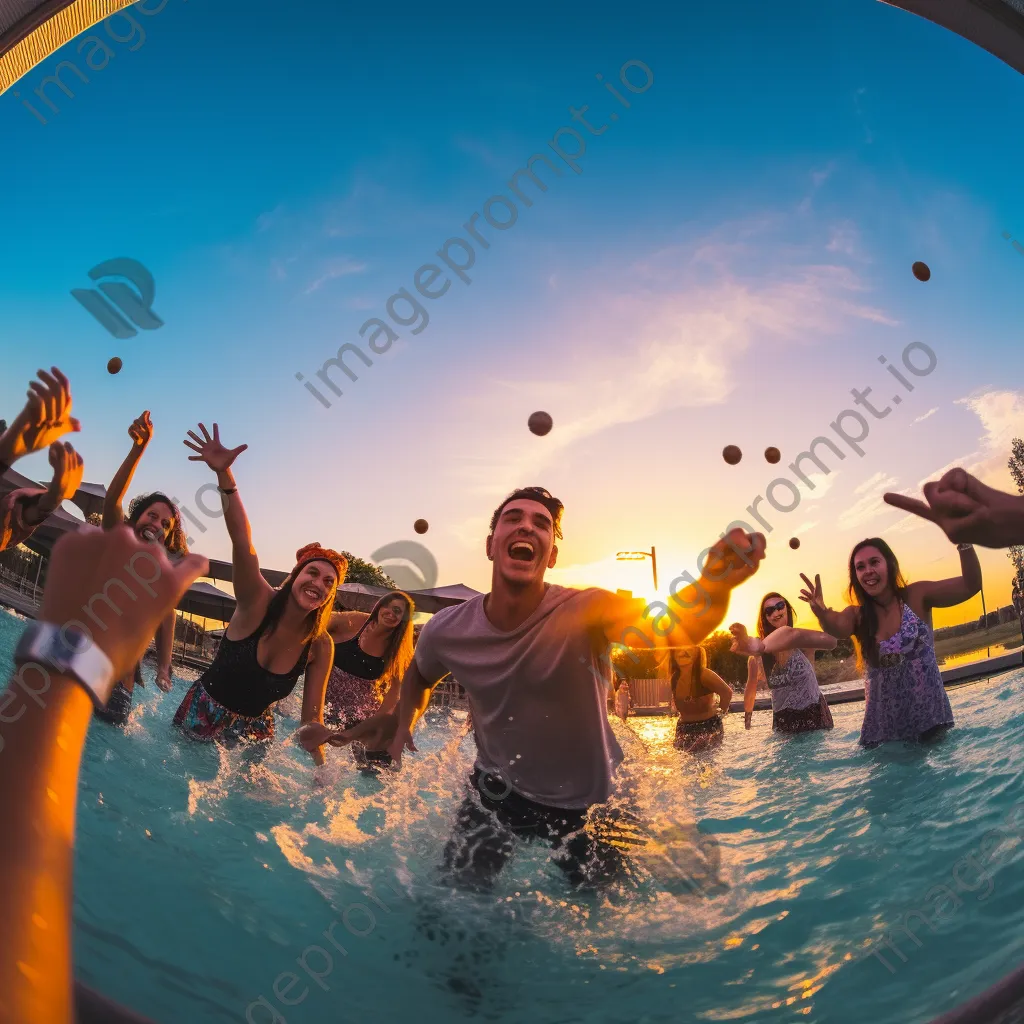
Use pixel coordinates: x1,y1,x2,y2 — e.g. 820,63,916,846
317,486,765,889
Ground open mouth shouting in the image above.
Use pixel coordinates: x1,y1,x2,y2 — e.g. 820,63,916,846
301,584,324,603
137,524,162,544
508,539,536,563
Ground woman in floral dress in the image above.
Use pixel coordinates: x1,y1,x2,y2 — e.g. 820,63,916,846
799,537,980,747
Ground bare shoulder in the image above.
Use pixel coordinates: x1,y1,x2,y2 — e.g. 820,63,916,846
225,590,272,640
310,632,335,662
903,581,933,615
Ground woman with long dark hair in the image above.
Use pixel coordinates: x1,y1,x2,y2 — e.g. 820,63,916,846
733,592,836,734
669,646,735,752
171,423,341,763
322,591,414,766
97,411,189,725
800,536,981,747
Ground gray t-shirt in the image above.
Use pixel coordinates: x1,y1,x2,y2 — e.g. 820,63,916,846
414,585,625,809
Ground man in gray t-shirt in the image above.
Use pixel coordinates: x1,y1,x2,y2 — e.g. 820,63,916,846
334,485,764,889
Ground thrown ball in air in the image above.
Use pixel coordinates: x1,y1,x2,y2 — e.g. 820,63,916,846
789,537,800,550
722,445,742,465
912,261,931,282
107,357,122,375
414,519,428,535
764,446,781,464
528,411,553,436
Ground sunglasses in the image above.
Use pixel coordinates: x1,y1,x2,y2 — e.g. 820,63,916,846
763,601,787,616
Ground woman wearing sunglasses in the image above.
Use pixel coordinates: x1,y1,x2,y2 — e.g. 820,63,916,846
732,592,837,734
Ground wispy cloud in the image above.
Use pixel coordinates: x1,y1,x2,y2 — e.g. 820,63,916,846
453,216,897,498
911,406,938,425
837,472,900,531
826,221,868,261
303,258,368,295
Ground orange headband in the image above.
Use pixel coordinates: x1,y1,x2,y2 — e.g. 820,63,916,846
294,543,348,584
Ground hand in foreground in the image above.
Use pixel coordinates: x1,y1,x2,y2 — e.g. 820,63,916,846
155,670,173,693
798,574,827,616
183,422,248,473
39,526,208,682
884,468,1024,549
701,529,767,590
128,411,154,449
0,367,81,465
729,623,764,656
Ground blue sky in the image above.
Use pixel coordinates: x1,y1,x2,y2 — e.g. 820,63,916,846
2,0,1023,626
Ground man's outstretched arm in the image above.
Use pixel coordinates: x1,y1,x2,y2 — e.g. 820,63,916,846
597,527,767,653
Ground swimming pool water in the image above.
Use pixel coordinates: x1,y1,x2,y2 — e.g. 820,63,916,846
2,607,1023,1024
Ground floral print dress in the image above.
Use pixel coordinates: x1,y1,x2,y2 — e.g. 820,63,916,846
860,602,953,747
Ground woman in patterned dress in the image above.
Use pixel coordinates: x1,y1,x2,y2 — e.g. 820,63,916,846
732,592,836,734
799,537,981,747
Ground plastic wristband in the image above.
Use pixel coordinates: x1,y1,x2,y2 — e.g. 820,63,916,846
957,543,973,552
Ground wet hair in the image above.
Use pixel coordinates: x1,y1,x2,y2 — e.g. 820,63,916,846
757,591,795,680
126,492,188,554
263,545,347,645
669,645,706,695
848,537,909,670
489,486,564,541
364,591,415,698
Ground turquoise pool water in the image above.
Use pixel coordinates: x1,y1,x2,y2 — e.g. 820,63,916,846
2,607,1024,1024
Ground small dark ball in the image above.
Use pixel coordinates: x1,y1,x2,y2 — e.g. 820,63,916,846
912,261,931,282
414,519,429,535
528,411,553,436
107,357,123,374
764,447,781,464
722,445,742,466
789,537,800,550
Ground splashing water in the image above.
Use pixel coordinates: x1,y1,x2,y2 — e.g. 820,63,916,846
2,610,1024,1023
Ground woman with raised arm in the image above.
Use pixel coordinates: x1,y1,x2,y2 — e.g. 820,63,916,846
669,646,735,752
799,536,981,747
732,592,836,734
323,591,415,767
97,411,188,726
171,423,342,764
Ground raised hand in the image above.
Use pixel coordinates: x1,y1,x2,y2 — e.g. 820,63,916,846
729,622,764,656
700,528,767,590
128,411,153,449
0,368,81,466
155,670,174,693
46,441,84,505
798,573,826,615
183,423,248,473
884,468,1024,549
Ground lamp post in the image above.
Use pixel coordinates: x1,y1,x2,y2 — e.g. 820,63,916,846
616,547,657,592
